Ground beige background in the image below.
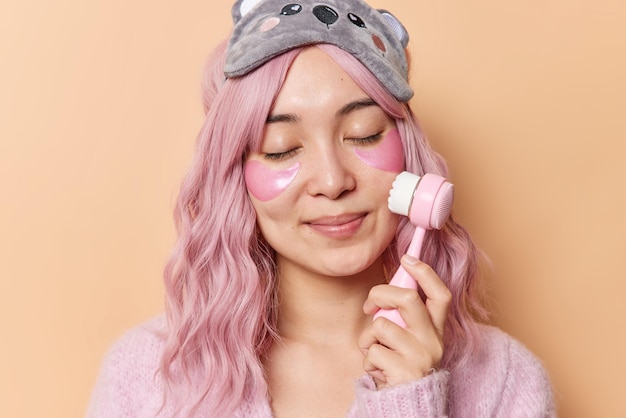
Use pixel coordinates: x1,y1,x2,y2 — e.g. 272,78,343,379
1,0,624,416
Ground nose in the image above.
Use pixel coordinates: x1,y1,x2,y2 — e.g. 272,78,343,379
306,147,356,200
312,5,338,26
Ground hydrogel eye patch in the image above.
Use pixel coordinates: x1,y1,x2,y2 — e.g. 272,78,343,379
244,161,300,201
354,128,404,172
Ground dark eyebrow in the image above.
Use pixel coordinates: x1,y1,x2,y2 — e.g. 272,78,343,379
265,98,378,123
337,98,378,116
266,113,299,124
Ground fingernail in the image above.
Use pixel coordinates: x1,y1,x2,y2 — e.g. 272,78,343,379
402,254,419,265
362,299,372,313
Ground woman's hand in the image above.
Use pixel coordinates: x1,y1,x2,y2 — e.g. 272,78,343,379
358,254,452,388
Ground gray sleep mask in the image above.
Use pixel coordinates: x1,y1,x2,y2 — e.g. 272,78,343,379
224,0,413,102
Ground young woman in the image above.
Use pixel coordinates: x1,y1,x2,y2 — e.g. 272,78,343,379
87,0,555,416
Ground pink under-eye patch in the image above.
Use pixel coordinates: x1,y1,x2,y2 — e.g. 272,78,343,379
354,128,404,172
244,160,300,201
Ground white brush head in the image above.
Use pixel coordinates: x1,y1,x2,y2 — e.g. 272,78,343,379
388,171,420,216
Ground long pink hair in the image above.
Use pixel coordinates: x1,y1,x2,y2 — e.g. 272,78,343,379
159,40,488,416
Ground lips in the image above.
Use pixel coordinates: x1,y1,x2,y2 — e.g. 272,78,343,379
304,212,367,239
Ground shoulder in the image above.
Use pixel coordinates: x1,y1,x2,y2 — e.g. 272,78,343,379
449,324,556,417
95,314,166,386
102,315,166,366
478,324,551,384
86,315,167,417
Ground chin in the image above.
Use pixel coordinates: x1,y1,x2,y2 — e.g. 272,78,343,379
315,252,385,278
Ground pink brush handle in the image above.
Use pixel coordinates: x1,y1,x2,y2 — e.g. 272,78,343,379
373,227,425,327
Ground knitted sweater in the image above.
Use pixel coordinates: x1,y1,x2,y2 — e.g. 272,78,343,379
86,316,555,417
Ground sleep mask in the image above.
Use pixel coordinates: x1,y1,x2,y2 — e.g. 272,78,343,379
224,0,413,102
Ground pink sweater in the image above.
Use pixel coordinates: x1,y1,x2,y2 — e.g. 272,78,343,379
87,316,555,417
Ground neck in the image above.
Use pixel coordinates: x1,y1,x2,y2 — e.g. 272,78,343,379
274,259,386,346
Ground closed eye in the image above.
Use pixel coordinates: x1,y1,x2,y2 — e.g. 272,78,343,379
263,148,299,160
347,132,383,145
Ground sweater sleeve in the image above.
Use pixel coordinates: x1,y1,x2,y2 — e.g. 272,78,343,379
350,371,450,417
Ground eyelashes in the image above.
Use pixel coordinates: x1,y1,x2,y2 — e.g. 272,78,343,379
263,148,299,160
262,132,383,161
347,132,383,145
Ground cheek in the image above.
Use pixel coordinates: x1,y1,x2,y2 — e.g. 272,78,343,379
354,128,404,172
244,160,300,201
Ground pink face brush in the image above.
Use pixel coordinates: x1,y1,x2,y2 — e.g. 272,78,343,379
373,171,454,328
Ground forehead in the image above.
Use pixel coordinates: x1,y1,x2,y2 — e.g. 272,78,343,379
271,48,368,114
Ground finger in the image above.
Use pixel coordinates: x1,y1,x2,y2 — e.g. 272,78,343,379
400,255,452,335
361,344,389,387
364,278,433,333
358,315,417,357
362,343,394,374
362,342,424,387
362,283,425,315
362,304,445,371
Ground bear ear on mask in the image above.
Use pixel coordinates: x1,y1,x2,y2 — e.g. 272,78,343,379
224,0,413,102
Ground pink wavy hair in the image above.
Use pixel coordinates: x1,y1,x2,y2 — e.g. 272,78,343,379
159,40,488,416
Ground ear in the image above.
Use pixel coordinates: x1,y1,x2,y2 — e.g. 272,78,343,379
378,9,410,48
232,0,265,23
